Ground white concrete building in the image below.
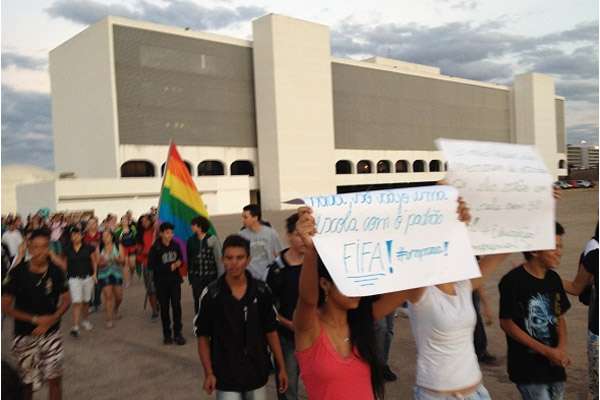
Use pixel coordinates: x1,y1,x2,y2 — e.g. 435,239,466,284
17,14,568,216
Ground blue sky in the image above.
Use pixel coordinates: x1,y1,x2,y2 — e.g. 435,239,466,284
2,0,598,169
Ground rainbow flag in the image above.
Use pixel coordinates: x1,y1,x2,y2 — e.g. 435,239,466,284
158,142,215,275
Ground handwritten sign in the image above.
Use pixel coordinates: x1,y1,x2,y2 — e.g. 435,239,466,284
301,186,480,297
436,139,555,255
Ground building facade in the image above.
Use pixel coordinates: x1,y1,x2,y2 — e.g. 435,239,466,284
567,144,599,169
17,14,568,216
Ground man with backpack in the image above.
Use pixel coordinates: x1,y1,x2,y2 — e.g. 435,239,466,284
187,216,223,315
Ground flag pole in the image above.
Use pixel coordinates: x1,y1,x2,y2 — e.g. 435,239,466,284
144,139,174,311
156,139,175,216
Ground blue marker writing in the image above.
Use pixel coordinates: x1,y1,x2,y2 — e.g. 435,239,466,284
386,240,394,274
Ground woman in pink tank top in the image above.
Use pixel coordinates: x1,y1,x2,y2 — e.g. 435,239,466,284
293,202,471,400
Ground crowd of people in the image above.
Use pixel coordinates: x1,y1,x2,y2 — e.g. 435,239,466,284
0,198,598,400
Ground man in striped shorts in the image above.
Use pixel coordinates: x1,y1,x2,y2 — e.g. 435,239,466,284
1,228,71,400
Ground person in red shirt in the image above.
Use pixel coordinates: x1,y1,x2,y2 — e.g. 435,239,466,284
136,214,158,320
82,217,101,249
83,217,102,312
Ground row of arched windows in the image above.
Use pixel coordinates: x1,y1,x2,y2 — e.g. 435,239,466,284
120,160,255,178
336,159,446,175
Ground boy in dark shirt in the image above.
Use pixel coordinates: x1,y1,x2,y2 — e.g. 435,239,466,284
1,228,71,400
194,234,288,398
499,222,571,400
266,213,303,400
187,216,223,315
148,222,185,345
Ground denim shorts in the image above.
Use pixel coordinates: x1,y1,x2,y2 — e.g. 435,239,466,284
98,274,123,287
413,384,491,400
516,381,565,400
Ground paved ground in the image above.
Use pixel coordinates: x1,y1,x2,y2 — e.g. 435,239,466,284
2,188,597,399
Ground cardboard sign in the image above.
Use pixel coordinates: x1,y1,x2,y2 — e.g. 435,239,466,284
437,139,555,255
301,186,480,296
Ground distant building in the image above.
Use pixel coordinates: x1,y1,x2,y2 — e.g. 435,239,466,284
2,165,55,214
17,14,568,217
567,144,599,169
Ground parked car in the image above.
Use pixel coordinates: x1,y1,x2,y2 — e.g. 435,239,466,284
555,180,572,189
567,179,594,188
576,180,594,188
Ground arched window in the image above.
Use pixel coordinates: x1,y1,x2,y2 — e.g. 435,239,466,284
429,160,442,172
413,160,426,173
120,160,155,177
198,160,225,176
558,160,566,169
336,160,352,174
231,160,254,176
357,160,373,174
377,160,391,173
161,161,192,176
395,160,410,173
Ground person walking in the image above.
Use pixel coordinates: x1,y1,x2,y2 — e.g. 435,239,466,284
148,222,185,345
83,217,102,313
266,213,304,400
499,222,571,400
116,216,137,288
564,223,598,400
136,214,159,320
2,217,23,262
98,231,124,328
57,226,98,337
187,216,223,315
195,234,288,399
1,228,71,400
239,204,282,281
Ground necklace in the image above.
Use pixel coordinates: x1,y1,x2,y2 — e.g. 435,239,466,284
33,269,48,287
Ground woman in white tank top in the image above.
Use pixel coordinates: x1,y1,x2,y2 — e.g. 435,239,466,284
403,254,509,400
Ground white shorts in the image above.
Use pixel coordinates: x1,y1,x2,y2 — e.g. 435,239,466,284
68,277,94,303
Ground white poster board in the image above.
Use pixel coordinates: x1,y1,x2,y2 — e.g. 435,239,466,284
301,186,480,297
436,139,555,255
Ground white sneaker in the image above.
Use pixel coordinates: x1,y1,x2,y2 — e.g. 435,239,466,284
70,326,80,337
81,320,93,331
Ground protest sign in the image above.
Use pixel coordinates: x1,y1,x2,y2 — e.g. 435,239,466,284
436,139,555,255
300,186,480,297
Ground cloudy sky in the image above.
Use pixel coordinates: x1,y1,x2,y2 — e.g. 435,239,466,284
2,0,598,170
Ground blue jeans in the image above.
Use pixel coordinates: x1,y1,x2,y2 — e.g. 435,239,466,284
277,335,299,400
216,386,267,400
413,384,491,400
516,382,565,400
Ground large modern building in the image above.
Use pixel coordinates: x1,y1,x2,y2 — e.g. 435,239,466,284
567,144,599,169
17,14,568,217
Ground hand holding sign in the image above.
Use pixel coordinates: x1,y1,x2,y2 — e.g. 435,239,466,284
300,186,479,297
297,207,317,248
